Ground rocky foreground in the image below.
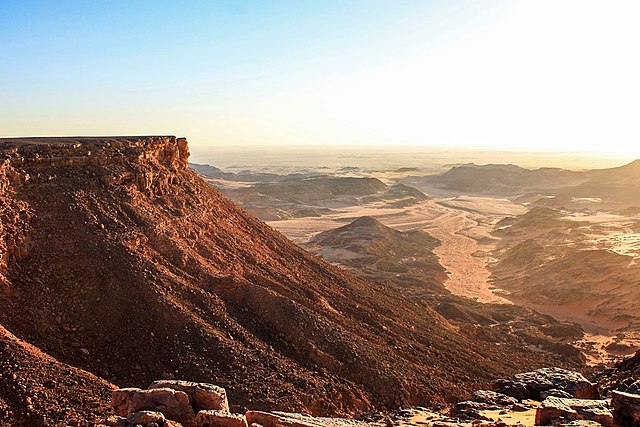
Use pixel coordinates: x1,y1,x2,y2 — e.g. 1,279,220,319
95,357,640,427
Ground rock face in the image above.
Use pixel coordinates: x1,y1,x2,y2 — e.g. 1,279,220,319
148,380,228,412
0,136,577,421
245,410,371,427
534,397,613,426
611,391,640,426
108,381,370,427
490,368,598,400
470,390,518,407
195,410,247,427
127,410,166,425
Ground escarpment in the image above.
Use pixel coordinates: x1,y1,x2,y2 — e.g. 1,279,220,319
0,136,188,277
0,136,570,422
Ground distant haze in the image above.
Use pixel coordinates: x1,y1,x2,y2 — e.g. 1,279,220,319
190,146,634,177
2,1,639,155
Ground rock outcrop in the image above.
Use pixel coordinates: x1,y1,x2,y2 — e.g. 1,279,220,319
105,381,373,427
490,368,599,401
148,380,229,413
611,391,640,426
534,397,613,426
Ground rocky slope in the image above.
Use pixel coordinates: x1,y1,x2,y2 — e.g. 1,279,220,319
1,136,574,423
0,324,113,425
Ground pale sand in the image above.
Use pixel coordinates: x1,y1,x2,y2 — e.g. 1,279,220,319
427,209,511,304
268,193,637,364
481,402,539,427
269,197,523,304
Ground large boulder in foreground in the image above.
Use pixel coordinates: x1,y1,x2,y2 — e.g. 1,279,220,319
491,368,599,400
149,380,229,412
111,387,196,425
195,410,248,427
535,397,613,426
128,388,195,425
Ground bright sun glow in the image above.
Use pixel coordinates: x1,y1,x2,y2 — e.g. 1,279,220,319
1,1,639,154
269,0,640,153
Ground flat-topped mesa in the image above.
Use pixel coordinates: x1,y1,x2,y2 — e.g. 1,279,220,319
0,136,190,271
0,135,189,172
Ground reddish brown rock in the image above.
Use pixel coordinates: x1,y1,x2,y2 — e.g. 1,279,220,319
111,388,140,417
127,410,165,424
195,410,248,427
535,397,612,426
0,135,582,420
149,380,229,412
111,387,195,425
612,390,640,426
130,388,195,425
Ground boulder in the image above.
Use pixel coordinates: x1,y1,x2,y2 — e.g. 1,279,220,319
612,390,640,426
471,390,518,407
246,411,370,427
195,410,248,427
450,401,492,420
111,388,141,417
246,411,278,427
149,380,229,412
535,397,613,426
488,379,529,400
540,389,574,400
102,415,128,426
130,388,195,425
491,368,598,400
127,410,165,425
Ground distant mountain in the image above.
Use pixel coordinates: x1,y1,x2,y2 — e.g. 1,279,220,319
403,163,586,195
308,216,446,293
589,159,640,180
252,176,387,203
402,160,640,210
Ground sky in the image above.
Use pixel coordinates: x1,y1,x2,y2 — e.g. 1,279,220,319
1,0,639,154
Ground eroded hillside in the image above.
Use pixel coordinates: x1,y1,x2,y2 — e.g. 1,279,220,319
0,136,574,423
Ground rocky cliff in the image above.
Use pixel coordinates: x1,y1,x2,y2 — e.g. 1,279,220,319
0,136,571,424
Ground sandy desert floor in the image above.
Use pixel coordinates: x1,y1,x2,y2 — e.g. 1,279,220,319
268,193,640,365
268,196,524,304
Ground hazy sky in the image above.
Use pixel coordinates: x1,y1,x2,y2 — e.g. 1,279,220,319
1,1,639,154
